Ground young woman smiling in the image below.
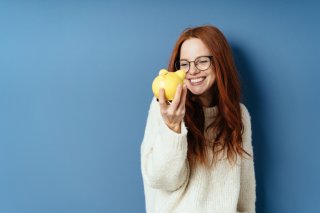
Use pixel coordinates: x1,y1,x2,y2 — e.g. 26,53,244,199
141,25,256,213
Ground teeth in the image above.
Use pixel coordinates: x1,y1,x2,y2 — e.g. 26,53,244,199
190,77,205,83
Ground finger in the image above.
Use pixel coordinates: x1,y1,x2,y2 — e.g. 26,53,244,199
171,84,183,109
178,84,187,111
158,88,168,110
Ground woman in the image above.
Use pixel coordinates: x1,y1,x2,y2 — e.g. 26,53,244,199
141,25,256,213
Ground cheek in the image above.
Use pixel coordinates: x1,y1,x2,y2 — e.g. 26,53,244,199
186,80,191,89
207,73,216,84
209,76,216,84
185,80,195,91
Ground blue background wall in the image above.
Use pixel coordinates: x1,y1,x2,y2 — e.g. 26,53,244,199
1,0,319,212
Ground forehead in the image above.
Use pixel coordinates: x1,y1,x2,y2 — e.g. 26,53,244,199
180,38,210,60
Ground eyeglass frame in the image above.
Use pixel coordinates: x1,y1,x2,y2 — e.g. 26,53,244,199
174,55,214,72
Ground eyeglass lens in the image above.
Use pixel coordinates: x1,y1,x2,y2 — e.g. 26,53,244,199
175,56,212,72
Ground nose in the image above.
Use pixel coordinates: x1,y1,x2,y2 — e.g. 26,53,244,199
188,62,200,75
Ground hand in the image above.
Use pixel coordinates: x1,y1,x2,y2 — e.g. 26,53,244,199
158,83,188,133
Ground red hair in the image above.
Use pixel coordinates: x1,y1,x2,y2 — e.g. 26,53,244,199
168,25,251,168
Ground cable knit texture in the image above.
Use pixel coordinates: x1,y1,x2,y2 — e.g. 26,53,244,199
141,97,256,213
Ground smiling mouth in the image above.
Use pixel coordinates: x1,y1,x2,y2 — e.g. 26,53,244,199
189,77,206,85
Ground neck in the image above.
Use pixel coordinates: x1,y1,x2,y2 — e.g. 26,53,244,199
199,97,213,107
198,84,218,107
198,93,218,107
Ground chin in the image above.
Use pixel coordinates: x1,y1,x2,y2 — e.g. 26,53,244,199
188,87,206,96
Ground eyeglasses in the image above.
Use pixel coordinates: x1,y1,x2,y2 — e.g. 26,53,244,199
175,55,213,72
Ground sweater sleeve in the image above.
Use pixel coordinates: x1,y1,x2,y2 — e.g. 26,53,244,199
237,103,256,213
140,97,190,192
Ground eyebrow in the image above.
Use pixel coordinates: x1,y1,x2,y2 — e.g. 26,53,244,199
179,55,211,61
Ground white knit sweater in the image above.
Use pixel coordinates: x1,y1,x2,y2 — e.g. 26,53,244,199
141,97,256,213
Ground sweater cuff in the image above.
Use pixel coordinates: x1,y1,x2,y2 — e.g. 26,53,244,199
154,118,188,154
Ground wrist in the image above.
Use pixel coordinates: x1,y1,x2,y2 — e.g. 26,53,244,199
167,122,181,133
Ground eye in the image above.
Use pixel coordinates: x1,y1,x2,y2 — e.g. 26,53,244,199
196,56,210,64
199,60,209,64
195,60,209,65
180,61,189,67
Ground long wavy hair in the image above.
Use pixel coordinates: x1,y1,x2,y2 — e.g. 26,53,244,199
167,25,251,168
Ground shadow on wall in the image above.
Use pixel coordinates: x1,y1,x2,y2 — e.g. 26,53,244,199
232,43,270,213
